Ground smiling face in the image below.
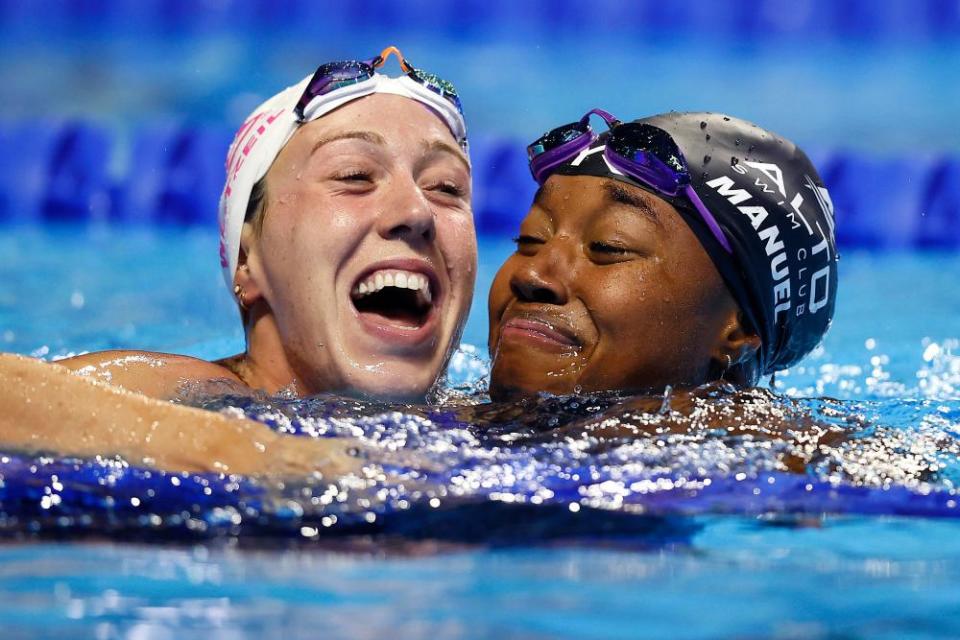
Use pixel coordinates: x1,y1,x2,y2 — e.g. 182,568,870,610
241,93,476,399
488,174,746,400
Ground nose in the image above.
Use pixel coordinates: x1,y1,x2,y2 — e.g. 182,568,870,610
509,242,570,305
376,177,436,245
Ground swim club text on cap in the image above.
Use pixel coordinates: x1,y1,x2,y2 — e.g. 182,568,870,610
528,110,838,375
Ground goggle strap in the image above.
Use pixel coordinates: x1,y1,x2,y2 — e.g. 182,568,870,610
581,108,620,128
685,184,733,254
375,46,409,72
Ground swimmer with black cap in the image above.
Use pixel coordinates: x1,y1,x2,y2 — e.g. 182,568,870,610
489,110,837,400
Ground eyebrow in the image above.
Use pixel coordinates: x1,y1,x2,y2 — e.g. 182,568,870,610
422,139,471,173
533,181,558,209
603,182,664,228
309,130,470,173
309,130,387,157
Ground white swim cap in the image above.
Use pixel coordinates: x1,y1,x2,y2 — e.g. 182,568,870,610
217,50,468,290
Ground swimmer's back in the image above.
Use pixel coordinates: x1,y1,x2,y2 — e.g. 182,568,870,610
59,350,245,400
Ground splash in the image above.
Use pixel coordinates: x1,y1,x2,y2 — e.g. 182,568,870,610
2,341,959,543
0,393,957,543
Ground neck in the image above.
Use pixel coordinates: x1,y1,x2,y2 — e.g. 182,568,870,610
230,307,307,396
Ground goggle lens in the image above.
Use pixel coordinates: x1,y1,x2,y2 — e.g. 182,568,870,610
528,123,589,160
606,123,688,175
525,111,734,254
406,67,463,114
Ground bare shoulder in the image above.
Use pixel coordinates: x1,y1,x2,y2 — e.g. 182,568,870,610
56,350,245,400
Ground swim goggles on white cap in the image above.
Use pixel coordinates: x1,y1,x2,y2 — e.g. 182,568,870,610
218,46,468,290
295,46,465,141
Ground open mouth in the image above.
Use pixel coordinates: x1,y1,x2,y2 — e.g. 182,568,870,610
351,268,434,329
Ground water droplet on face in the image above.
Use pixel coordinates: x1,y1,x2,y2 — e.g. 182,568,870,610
700,121,707,129
703,154,712,164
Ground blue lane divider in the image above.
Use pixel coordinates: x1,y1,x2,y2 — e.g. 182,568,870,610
0,120,957,249
0,121,74,223
470,134,538,235
115,123,233,225
918,157,960,249
114,122,183,225
42,122,113,223
819,153,938,250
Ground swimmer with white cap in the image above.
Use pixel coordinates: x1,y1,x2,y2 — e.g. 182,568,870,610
0,47,476,477
59,46,478,402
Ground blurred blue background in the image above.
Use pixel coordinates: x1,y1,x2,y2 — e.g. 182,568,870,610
1,0,959,245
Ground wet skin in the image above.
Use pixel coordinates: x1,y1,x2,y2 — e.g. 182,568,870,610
232,94,477,399
488,175,758,401
59,94,477,402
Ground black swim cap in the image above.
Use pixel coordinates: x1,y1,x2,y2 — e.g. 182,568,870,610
554,112,838,376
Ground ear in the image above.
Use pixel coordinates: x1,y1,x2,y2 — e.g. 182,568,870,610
711,310,762,376
234,222,265,308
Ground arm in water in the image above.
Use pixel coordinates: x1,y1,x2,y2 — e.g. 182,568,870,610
462,384,852,474
0,354,359,478
56,349,248,400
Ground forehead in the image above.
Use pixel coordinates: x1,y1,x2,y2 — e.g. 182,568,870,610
291,93,458,154
534,175,681,229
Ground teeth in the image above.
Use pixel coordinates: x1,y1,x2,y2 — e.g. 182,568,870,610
352,269,433,302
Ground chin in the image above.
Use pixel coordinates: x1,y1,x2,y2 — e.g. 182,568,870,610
342,361,439,402
489,366,576,401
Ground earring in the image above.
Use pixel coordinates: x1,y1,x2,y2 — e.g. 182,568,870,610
721,353,732,377
233,284,249,310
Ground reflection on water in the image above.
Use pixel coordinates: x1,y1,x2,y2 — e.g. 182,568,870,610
1,342,958,543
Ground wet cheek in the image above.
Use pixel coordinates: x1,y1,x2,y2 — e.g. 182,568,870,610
292,203,361,256
439,217,478,290
440,215,477,258
488,259,517,309
273,189,298,209
589,276,648,322
326,206,361,229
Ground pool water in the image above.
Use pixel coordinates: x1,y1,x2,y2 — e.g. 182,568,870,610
1,226,960,638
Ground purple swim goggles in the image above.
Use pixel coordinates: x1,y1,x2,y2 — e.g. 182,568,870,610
527,109,732,254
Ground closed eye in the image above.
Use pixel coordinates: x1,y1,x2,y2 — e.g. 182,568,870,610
590,241,628,254
513,235,545,246
333,169,373,182
429,180,466,197
513,234,544,256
